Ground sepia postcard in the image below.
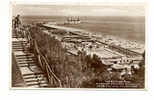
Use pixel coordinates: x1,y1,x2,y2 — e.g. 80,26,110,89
11,2,146,89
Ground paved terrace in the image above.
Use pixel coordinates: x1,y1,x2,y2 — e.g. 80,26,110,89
43,24,85,32
43,24,92,36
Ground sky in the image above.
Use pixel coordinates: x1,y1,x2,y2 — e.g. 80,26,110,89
12,3,145,17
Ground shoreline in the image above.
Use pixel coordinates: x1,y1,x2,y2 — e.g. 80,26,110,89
57,24,145,45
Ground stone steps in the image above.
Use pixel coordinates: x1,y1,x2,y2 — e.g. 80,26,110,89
12,32,49,88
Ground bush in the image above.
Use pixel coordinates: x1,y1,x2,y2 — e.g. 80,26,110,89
28,26,145,88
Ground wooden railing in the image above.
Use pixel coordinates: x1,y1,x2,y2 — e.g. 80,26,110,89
34,40,62,87
27,27,62,87
13,23,62,87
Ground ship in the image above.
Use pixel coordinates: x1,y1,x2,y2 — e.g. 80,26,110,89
64,16,81,24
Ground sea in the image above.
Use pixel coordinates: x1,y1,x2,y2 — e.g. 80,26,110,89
21,16,145,44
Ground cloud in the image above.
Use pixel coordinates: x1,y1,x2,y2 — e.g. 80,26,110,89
12,4,145,16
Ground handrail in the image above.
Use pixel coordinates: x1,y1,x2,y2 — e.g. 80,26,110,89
34,40,62,87
12,20,62,87
27,27,62,87
41,52,62,87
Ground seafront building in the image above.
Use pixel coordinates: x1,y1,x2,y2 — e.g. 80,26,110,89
41,23,144,75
